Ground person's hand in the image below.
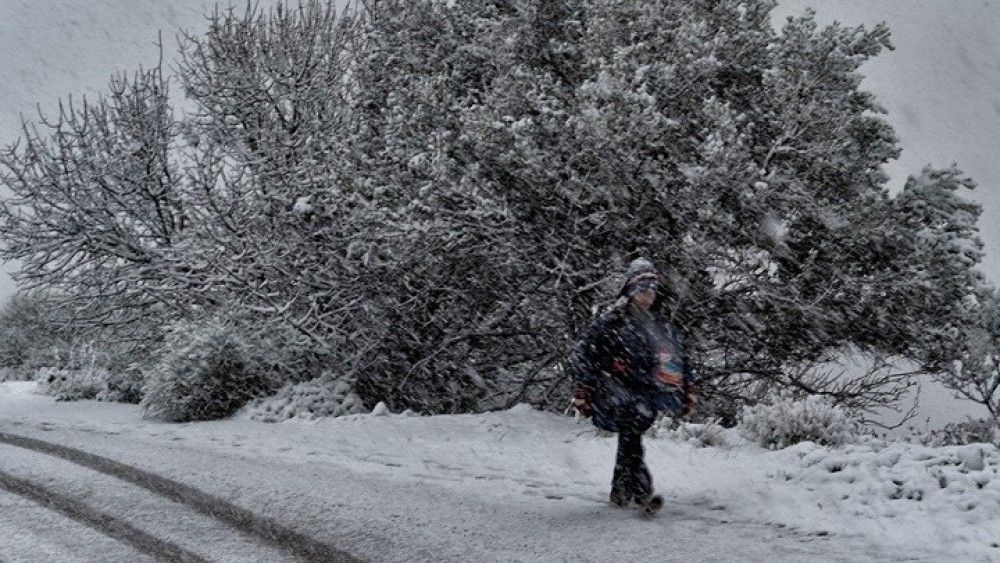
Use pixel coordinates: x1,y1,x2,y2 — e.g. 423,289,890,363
681,389,698,417
572,386,593,418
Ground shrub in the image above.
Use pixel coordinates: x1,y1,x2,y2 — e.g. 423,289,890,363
0,296,54,365
242,372,366,422
34,342,117,401
650,416,733,448
739,394,857,449
0,366,30,382
36,367,106,401
921,418,998,447
693,393,748,429
96,365,145,404
0,295,70,380
141,319,273,422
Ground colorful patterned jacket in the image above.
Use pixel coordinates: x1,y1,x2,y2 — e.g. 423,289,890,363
569,304,697,433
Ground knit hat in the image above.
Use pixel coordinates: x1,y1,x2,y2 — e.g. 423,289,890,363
620,257,662,298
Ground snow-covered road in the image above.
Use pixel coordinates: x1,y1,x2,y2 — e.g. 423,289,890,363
0,484,156,563
0,439,317,562
0,431,353,562
0,428,857,563
0,382,987,562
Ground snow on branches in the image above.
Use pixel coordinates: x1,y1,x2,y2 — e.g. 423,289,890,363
0,0,992,418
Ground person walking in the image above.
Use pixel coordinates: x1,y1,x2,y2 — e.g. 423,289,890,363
569,258,698,514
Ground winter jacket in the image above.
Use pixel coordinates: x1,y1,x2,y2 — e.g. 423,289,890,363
570,304,697,433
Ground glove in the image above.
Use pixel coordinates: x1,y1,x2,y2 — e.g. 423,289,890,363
572,386,593,418
680,385,698,417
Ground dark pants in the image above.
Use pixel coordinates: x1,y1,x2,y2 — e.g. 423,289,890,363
612,430,652,504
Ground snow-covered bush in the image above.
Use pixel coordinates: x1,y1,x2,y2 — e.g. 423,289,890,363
0,362,48,382
36,367,107,401
33,341,121,401
96,366,145,404
0,295,69,380
242,372,366,422
650,416,734,448
739,395,857,449
141,319,273,422
937,289,1000,427
922,418,998,447
694,392,749,429
0,367,25,382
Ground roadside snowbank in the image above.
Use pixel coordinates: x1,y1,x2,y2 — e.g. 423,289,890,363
766,440,1000,552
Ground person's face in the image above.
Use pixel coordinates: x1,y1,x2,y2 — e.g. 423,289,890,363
631,287,656,310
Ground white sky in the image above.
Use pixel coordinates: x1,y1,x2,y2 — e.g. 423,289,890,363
773,0,1000,281
0,0,218,297
2,0,1000,297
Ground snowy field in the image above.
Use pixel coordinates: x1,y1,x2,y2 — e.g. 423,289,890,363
1,381,997,562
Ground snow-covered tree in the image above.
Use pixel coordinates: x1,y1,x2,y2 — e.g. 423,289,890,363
0,65,192,338
176,1,369,379
430,0,952,411
892,165,989,370
0,0,990,417
939,288,1000,426
0,294,67,379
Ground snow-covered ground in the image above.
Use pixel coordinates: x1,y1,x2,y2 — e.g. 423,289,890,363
0,439,291,562
0,486,153,563
1,381,997,562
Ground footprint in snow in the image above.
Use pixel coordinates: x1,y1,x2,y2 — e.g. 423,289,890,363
522,490,565,500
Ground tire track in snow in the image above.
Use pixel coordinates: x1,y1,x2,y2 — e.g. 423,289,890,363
0,431,359,563
0,469,207,562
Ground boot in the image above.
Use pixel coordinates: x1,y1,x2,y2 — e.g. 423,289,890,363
609,488,629,508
